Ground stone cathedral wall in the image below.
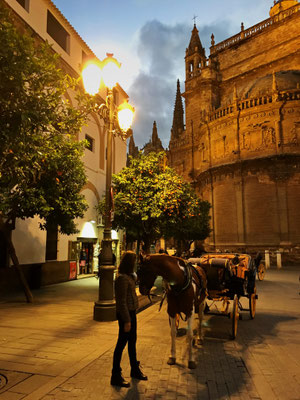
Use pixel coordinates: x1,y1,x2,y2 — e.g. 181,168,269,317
170,3,300,260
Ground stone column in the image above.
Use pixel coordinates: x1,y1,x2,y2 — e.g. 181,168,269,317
209,171,216,249
265,250,270,269
276,250,282,269
276,181,290,244
274,119,282,154
234,176,246,246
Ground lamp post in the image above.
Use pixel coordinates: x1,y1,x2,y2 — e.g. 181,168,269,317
82,53,134,321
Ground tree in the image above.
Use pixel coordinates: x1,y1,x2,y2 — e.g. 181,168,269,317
0,3,91,301
160,183,211,254
97,152,211,253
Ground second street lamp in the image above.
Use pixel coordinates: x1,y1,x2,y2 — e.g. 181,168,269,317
82,53,135,321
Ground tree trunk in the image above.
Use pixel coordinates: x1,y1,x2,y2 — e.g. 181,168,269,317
176,239,183,257
142,236,151,254
0,218,33,303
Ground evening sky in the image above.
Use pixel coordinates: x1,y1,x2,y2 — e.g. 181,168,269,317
52,0,272,147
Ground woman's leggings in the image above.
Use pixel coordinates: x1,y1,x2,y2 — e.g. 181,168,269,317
112,311,137,374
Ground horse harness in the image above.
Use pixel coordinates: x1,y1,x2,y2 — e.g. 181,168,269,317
159,260,206,315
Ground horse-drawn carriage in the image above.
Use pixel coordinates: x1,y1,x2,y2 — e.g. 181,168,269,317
188,253,258,339
138,252,258,369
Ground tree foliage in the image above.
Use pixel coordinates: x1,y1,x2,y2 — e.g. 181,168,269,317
97,152,211,252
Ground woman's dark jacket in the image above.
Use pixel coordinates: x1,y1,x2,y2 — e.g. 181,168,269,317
115,273,138,322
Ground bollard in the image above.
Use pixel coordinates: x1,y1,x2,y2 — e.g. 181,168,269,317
265,250,270,269
276,250,282,269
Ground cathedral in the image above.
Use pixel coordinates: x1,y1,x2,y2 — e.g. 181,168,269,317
128,120,164,164
169,0,300,258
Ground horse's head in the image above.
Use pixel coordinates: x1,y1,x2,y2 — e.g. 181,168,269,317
137,253,158,296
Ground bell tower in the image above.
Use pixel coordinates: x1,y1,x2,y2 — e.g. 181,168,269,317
184,24,220,137
185,24,206,81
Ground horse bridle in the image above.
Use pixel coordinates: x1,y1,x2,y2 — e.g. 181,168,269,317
137,263,159,303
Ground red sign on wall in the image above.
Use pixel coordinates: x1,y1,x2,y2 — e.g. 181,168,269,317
69,261,77,280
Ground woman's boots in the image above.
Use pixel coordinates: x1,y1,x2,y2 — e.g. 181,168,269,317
130,362,148,380
111,362,147,387
110,373,130,388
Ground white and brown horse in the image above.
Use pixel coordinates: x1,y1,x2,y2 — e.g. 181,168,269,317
138,254,207,369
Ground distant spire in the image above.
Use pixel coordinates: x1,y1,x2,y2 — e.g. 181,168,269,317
143,121,164,154
187,24,205,58
128,135,139,160
152,121,159,142
171,79,184,140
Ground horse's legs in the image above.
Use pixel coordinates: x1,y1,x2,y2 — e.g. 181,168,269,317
195,298,206,347
167,316,176,365
187,312,196,369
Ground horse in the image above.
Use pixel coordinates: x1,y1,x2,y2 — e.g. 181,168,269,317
138,253,207,369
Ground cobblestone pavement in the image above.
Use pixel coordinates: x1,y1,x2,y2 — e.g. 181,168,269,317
0,267,299,400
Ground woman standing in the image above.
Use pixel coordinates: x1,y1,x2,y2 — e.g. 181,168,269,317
111,251,148,388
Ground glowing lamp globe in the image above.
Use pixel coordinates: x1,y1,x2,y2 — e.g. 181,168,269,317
117,100,135,132
82,62,102,95
101,53,121,90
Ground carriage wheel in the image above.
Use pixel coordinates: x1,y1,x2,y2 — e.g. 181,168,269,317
257,263,266,281
249,287,257,319
231,294,239,340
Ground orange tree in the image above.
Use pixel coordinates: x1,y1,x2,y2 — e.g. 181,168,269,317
98,152,211,253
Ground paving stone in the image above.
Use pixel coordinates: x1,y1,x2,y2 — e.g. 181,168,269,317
0,392,26,400
0,271,299,399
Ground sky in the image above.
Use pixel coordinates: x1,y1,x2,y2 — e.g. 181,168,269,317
52,0,273,148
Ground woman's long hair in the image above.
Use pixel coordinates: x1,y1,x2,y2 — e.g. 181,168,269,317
118,251,136,274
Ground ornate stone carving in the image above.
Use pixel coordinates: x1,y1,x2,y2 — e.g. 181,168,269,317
198,142,208,162
241,131,251,150
289,122,300,146
262,126,276,147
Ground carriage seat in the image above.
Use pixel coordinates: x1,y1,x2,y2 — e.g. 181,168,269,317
206,258,232,291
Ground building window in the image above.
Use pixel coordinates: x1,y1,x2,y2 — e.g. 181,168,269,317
16,0,29,11
85,134,94,152
46,224,58,261
47,11,70,54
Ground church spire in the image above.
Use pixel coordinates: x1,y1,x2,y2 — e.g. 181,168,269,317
185,24,206,80
143,121,164,154
152,121,159,142
171,79,184,140
187,24,205,58
127,135,139,163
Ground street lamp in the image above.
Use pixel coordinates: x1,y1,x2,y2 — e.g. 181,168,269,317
82,53,135,321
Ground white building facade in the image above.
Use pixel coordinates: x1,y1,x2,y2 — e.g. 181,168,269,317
3,0,129,283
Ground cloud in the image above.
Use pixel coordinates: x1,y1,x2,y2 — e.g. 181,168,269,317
128,19,233,149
